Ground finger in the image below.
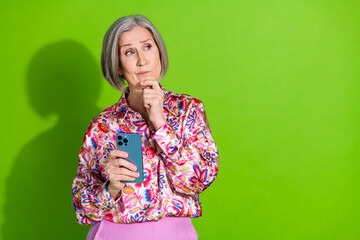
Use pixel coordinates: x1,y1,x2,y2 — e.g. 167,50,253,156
143,88,163,97
109,171,138,181
108,165,138,176
107,171,139,184
111,167,140,178
143,97,161,109
143,92,163,101
113,175,137,182
143,90,163,101
109,150,128,160
143,99,153,109
140,80,161,90
118,159,138,171
143,94,163,103
108,158,137,171
121,175,137,181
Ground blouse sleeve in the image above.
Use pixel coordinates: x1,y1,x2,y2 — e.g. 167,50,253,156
153,100,219,195
72,121,121,225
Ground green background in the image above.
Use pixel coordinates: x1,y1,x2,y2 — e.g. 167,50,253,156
1,0,359,239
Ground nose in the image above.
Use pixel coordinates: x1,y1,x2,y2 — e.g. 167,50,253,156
137,51,148,66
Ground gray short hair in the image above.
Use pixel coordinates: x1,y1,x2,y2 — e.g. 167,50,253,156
101,15,169,91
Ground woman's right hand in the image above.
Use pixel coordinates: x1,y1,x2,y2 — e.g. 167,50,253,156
106,150,140,198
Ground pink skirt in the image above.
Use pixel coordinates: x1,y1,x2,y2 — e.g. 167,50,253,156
86,217,198,240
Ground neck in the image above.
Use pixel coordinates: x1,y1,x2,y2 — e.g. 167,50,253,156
126,88,149,121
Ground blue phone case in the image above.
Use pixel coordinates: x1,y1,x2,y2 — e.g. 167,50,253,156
116,133,144,183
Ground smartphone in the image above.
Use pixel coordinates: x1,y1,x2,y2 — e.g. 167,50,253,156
116,133,144,183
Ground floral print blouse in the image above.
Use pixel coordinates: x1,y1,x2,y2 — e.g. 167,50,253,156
72,86,219,225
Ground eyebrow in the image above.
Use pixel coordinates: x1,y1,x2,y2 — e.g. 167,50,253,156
119,39,152,49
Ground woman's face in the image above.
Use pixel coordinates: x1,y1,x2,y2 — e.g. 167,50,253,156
118,26,162,89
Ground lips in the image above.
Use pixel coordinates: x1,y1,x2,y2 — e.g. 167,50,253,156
137,71,150,75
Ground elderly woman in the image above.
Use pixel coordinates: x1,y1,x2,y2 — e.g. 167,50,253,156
72,15,219,240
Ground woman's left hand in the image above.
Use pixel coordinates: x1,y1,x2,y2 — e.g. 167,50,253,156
140,80,166,130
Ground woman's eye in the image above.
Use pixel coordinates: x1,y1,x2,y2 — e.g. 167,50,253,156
145,44,152,50
125,50,134,56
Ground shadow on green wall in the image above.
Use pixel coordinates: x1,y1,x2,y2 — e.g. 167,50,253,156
2,40,102,239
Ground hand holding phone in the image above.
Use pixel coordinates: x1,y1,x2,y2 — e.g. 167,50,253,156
105,150,139,197
115,133,144,183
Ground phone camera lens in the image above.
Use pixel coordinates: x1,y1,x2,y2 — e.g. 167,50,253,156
124,139,128,143
118,136,122,140
118,141,123,146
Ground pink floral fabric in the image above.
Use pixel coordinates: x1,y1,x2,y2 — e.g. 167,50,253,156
72,86,219,225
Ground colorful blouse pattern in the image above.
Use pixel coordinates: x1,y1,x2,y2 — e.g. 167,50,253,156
72,86,219,225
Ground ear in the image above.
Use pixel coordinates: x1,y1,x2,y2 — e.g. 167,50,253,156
118,68,123,76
